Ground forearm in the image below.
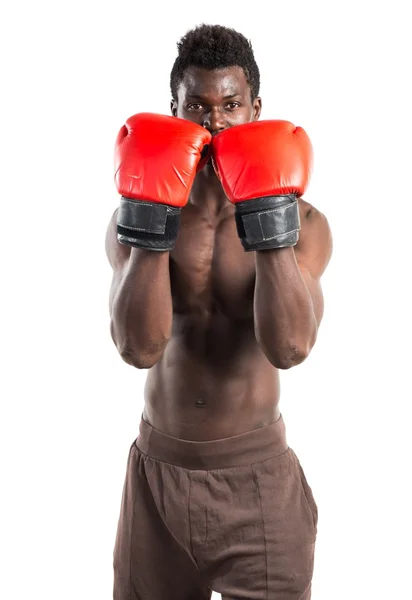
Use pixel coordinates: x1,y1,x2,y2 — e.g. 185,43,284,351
254,247,317,368
110,248,172,367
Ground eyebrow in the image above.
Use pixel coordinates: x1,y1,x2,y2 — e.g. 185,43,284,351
186,93,241,100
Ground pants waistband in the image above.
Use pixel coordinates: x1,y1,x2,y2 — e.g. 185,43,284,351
135,413,288,470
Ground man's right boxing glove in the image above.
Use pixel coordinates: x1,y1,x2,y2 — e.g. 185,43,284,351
114,113,211,251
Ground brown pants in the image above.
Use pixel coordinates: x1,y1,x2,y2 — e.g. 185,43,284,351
113,413,318,600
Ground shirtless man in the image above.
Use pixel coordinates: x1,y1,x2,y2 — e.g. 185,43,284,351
106,24,333,600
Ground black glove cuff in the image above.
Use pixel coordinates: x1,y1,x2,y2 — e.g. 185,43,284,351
235,195,300,252
117,196,181,251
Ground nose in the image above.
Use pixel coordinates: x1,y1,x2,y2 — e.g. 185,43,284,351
202,107,226,135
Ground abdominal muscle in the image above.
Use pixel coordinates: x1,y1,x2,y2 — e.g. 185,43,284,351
142,312,281,441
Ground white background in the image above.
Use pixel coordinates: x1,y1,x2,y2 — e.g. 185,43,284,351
1,1,411,598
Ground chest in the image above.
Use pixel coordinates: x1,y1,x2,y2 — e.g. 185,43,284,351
170,208,256,319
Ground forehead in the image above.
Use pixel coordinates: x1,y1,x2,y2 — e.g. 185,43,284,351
178,66,250,99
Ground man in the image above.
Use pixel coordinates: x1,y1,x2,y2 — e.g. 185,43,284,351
106,24,333,600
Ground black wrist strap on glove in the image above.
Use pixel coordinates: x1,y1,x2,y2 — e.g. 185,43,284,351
234,195,300,252
117,196,181,251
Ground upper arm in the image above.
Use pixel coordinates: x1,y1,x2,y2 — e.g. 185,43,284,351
295,200,333,326
105,208,131,314
105,208,131,271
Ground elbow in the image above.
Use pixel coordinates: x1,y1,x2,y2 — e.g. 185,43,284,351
119,346,158,369
267,343,311,370
110,322,166,369
117,337,168,369
259,321,318,370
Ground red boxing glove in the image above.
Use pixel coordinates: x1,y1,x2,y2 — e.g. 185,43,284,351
115,113,211,251
212,120,313,251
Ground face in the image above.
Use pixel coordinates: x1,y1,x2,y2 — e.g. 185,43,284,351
171,66,261,134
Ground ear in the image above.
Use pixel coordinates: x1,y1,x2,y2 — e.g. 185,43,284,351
253,97,262,121
171,99,178,117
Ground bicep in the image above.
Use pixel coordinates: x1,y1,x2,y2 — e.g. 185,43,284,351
105,208,131,271
296,207,333,277
297,264,325,325
105,208,131,314
296,205,333,326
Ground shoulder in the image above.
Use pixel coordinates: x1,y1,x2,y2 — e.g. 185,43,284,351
295,197,333,278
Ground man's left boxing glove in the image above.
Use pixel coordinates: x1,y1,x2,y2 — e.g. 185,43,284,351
115,113,211,251
212,120,313,251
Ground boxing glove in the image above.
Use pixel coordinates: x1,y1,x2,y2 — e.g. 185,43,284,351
115,113,211,251
212,120,313,251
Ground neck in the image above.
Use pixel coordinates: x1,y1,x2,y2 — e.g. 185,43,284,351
189,162,229,215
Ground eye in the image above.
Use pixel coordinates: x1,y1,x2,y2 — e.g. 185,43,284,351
226,102,241,110
186,103,203,111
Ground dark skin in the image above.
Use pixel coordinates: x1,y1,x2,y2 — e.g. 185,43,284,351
105,66,333,441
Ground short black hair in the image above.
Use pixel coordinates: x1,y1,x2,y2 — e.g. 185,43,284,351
170,24,260,101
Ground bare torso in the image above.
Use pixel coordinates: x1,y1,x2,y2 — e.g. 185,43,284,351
143,181,288,441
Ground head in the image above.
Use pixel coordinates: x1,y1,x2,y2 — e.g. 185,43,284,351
170,24,262,135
